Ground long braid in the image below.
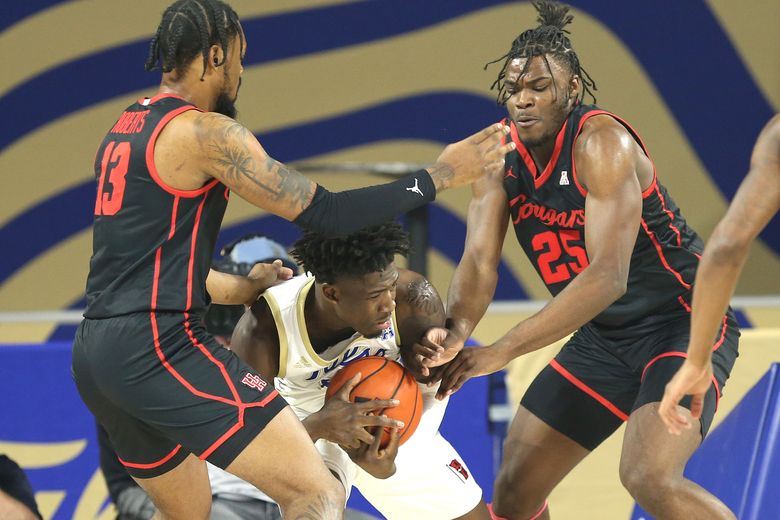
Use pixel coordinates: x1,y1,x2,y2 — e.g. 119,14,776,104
487,0,597,105
145,0,241,80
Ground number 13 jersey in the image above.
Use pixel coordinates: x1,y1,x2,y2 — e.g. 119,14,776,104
85,94,229,319
503,105,703,333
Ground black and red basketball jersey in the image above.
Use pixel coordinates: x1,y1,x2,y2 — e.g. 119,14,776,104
85,93,229,318
503,104,703,331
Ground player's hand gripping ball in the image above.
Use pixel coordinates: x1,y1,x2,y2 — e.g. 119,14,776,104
325,356,422,447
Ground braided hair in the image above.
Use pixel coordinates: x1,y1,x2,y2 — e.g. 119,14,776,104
145,0,242,80
290,223,410,284
488,1,597,105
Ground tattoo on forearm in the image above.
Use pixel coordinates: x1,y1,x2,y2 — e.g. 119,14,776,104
264,156,315,210
196,113,314,211
406,278,443,317
292,493,342,520
426,162,455,190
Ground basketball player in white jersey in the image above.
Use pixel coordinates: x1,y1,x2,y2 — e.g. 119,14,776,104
229,223,490,520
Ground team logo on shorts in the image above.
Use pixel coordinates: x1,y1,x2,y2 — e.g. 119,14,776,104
241,372,268,392
446,458,469,483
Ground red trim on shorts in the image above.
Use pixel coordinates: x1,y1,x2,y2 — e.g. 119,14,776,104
640,351,721,409
550,359,629,421
641,218,692,290
145,105,220,198
678,295,692,313
711,315,728,352
119,444,183,469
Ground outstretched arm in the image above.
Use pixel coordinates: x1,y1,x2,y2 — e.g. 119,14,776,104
394,270,446,379
206,260,293,306
192,113,513,235
437,116,644,397
660,114,780,434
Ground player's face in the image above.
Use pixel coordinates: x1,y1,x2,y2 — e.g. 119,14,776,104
213,31,245,119
333,264,399,339
502,55,578,148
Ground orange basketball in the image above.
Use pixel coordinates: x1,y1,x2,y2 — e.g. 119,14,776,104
325,356,422,447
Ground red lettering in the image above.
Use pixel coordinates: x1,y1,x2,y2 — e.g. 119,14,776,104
95,141,131,215
133,110,149,133
532,230,588,284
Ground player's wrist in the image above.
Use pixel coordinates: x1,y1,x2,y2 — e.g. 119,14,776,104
425,163,453,192
301,414,324,441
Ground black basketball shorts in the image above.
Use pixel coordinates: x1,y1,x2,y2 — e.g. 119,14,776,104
521,312,739,450
72,312,287,478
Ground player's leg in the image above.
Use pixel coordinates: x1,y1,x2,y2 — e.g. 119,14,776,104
132,454,212,520
619,402,734,519
73,318,213,519
619,317,739,519
493,328,636,519
225,407,345,520
492,405,587,520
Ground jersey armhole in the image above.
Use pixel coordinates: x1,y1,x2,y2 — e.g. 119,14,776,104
262,292,289,379
145,106,221,198
571,110,658,199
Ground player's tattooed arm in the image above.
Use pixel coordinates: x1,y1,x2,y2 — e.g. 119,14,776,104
425,162,455,191
194,112,316,220
396,270,448,380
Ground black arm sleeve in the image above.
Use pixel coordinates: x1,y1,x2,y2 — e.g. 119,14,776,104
293,169,436,236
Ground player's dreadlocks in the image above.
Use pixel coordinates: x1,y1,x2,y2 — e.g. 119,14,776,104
487,0,597,105
291,223,410,284
145,0,242,80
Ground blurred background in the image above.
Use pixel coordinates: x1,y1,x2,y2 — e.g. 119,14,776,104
1,1,778,519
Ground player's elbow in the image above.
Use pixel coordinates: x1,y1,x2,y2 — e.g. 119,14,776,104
591,263,628,301
706,233,751,267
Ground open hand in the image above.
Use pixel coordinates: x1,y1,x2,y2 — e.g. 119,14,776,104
436,345,508,399
404,327,465,380
245,260,294,304
659,360,713,435
431,123,515,189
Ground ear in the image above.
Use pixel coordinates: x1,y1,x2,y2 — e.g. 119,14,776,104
321,284,339,304
208,44,224,70
568,74,582,106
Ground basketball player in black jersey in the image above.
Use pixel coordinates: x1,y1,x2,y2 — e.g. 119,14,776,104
413,2,740,519
70,1,514,519
660,115,780,435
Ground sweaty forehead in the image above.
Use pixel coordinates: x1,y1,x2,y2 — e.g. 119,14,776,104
504,55,567,82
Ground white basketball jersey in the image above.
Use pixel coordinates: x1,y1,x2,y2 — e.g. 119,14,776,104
262,274,402,420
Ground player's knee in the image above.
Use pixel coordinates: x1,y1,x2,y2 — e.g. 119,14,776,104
619,461,677,504
153,494,212,520
493,467,545,519
279,475,344,518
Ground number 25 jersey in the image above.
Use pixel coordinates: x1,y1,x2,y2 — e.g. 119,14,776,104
503,104,703,332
